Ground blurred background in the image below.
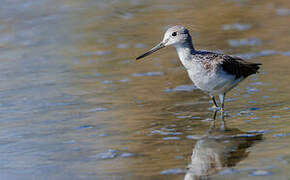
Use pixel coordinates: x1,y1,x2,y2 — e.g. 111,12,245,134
0,0,289,179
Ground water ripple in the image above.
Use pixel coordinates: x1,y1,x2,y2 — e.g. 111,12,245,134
234,50,278,59
222,23,252,31
281,51,290,56
93,150,118,160
276,8,290,16
132,72,164,77
88,107,108,112
250,170,273,176
160,168,187,175
165,84,197,92
219,168,239,175
84,50,112,56
117,43,130,49
151,130,183,135
163,137,181,140
120,153,136,158
273,133,290,137
229,38,262,47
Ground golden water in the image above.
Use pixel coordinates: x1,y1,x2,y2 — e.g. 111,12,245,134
0,0,289,179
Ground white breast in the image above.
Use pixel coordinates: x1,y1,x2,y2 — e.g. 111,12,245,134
187,64,243,95
175,46,244,95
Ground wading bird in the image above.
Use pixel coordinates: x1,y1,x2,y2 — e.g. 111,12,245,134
136,26,261,113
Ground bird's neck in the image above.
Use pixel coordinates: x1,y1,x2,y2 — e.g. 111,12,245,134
175,41,196,69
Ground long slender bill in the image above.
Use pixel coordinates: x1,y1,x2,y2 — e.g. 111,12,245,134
136,42,164,60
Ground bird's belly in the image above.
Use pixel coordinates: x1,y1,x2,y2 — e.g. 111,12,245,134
187,69,242,95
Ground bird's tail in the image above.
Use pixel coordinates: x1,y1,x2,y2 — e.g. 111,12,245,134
251,63,262,73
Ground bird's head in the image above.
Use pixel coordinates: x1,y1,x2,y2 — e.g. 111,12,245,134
162,26,191,46
136,26,192,60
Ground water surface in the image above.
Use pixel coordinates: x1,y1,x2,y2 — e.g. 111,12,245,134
0,0,290,179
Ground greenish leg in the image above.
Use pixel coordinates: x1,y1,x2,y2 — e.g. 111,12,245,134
207,110,218,135
218,93,226,131
221,109,226,131
211,95,219,108
219,93,226,113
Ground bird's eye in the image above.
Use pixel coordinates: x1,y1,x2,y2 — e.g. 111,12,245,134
172,32,177,36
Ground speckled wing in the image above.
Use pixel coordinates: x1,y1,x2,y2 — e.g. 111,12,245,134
219,55,262,79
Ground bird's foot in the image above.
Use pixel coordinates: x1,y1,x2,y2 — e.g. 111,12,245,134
209,105,220,111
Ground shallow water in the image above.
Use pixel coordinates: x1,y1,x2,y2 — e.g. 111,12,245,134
0,0,290,179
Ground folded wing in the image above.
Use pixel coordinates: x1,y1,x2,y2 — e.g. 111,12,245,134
220,55,262,79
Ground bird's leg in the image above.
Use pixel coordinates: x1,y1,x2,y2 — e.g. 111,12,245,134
210,95,219,109
212,109,218,120
206,110,218,135
219,93,226,114
220,109,226,131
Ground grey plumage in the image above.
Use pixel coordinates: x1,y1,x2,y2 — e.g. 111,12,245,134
136,25,262,112
190,51,261,79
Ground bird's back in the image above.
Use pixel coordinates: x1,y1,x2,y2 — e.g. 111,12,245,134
192,51,262,79
219,55,261,79
187,51,262,95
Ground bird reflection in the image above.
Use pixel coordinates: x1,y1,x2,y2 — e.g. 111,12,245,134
185,111,263,180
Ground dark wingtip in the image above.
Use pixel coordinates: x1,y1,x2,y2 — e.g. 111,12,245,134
253,63,262,72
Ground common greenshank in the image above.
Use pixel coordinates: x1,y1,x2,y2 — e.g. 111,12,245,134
136,26,262,113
